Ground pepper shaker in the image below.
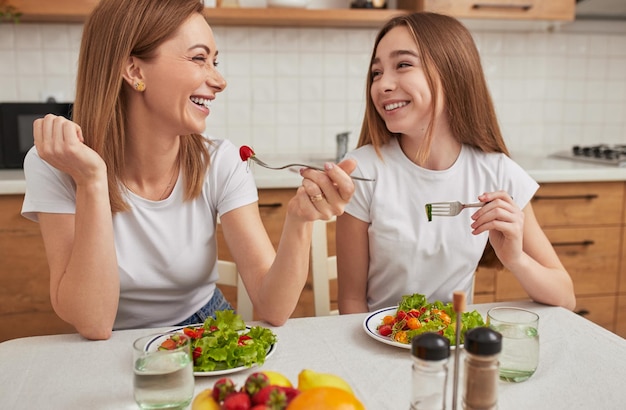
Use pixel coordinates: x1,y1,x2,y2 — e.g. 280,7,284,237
410,332,450,410
463,327,502,410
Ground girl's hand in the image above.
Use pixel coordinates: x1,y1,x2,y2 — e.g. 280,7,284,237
33,114,107,185
470,191,524,268
291,159,357,221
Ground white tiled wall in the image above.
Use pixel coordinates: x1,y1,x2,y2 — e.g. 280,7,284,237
1,21,625,158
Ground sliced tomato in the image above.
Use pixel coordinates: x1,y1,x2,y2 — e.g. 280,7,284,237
159,338,177,350
237,335,252,346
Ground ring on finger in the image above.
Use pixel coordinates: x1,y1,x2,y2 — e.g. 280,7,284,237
309,193,325,203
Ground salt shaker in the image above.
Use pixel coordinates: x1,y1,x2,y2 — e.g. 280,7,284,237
463,327,502,410
410,332,450,410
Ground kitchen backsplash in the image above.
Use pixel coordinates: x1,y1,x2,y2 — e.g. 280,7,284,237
0,21,624,158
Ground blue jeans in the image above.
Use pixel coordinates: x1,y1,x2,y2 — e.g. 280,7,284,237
176,287,235,326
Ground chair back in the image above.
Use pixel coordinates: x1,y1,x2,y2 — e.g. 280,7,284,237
217,260,254,321
311,218,338,316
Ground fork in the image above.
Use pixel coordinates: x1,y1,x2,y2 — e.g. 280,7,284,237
250,156,375,182
425,201,485,221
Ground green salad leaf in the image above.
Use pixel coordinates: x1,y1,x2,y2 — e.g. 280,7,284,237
389,293,486,346
162,310,277,372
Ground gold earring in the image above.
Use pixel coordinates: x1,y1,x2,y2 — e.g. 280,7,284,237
134,81,145,92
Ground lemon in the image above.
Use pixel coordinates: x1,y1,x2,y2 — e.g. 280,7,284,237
261,370,293,387
297,369,354,395
191,388,220,410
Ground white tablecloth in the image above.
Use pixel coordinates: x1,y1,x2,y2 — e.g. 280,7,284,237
1,301,625,409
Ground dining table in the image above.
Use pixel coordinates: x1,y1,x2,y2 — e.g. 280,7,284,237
1,300,625,409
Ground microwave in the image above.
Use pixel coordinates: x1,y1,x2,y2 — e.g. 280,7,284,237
0,102,73,169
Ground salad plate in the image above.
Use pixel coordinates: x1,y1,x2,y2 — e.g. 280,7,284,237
363,306,412,350
145,325,277,377
363,306,460,350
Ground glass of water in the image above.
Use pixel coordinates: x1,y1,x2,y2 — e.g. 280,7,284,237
133,332,195,409
487,307,539,383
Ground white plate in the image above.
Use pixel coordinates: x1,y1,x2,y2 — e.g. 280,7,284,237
363,306,461,350
145,325,277,377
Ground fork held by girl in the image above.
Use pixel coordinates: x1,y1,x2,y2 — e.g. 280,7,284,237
336,12,576,314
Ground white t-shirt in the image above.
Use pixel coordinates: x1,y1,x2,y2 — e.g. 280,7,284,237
21,138,258,329
344,138,538,311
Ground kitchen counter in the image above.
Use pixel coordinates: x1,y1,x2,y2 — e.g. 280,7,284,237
2,154,626,194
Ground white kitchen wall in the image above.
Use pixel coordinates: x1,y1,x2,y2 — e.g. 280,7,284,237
1,20,625,158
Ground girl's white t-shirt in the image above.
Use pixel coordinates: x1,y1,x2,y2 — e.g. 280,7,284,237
345,138,538,311
22,138,258,329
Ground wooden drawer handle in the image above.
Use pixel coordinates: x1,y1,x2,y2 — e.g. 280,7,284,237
259,202,283,208
471,3,532,11
551,240,595,247
533,194,598,201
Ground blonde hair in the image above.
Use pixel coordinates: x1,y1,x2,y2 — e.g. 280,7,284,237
358,12,509,165
73,0,209,213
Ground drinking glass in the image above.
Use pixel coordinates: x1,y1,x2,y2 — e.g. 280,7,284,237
133,332,195,409
487,307,539,383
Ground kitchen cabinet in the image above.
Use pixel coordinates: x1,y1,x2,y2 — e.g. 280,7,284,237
7,0,574,26
0,195,75,342
476,181,626,335
618,225,626,337
399,0,575,21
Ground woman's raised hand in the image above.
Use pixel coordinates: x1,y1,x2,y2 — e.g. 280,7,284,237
293,158,357,221
33,114,107,186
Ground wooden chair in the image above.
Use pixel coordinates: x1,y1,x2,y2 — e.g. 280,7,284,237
216,260,254,321
311,218,339,316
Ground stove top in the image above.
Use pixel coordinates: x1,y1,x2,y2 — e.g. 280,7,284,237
551,144,626,167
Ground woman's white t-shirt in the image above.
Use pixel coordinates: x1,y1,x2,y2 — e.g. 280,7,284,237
21,138,258,329
344,138,538,311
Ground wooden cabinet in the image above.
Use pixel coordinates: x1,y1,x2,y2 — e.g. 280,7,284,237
618,224,626,337
0,195,75,342
400,0,575,21
477,181,626,335
7,0,574,26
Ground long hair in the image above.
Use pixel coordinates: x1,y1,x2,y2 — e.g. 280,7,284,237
74,0,208,213
358,12,509,164
359,12,507,268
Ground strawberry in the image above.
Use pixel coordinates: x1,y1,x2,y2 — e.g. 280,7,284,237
279,386,300,404
244,372,270,396
250,405,270,410
252,385,287,408
223,391,251,410
212,378,236,403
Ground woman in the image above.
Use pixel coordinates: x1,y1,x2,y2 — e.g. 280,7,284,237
336,12,575,314
21,0,356,340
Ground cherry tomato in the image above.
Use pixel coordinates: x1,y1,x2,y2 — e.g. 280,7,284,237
407,317,421,330
382,315,395,326
394,331,408,344
378,324,393,337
